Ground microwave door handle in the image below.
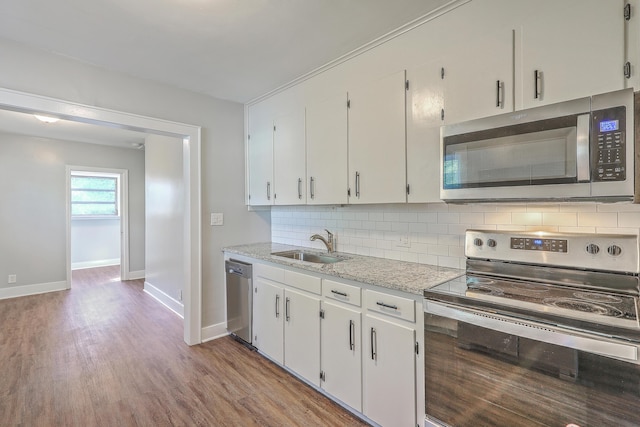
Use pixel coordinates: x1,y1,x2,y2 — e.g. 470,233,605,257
576,113,591,182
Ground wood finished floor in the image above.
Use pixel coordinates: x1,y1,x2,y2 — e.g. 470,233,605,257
0,266,368,426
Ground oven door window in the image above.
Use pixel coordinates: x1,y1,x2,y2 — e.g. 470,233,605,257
443,116,581,189
425,313,640,427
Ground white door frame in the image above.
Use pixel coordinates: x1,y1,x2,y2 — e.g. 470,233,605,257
66,166,129,282
0,87,202,346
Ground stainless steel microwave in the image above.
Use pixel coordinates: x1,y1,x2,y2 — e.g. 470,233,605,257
440,88,637,202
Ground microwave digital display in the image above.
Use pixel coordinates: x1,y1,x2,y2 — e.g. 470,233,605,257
599,119,619,132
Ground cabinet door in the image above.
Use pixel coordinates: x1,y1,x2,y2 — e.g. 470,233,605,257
442,28,514,124
518,0,625,108
306,93,349,205
363,314,416,427
247,106,274,205
348,70,407,204
406,62,445,203
284,288,321,386
321,301,362,411
253,277,284,364
273,110,306,205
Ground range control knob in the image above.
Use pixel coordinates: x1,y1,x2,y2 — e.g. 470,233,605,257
608,245,623,256
487,239,497,248
585,243,600,255
473,238,483,247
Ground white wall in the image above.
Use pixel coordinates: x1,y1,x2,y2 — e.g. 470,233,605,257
71,218,121,269
273,202,640,270
0,132,145,290
0,38,271,330
144,134,184,310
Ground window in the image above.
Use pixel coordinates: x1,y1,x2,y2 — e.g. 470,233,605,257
71,173,119,217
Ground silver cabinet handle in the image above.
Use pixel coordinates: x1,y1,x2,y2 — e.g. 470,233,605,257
275,294,280,318
370,327,377,360
376,301,398,310
349,320,355,351
309,176,315,199
355,171,360,198
496,80,503,108
285,297,291,321
534,69,542,100
331,289,348,297
267,181,271,201
297,178,302,199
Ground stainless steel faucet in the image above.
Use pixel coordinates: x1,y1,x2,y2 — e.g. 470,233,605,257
310,229,334,253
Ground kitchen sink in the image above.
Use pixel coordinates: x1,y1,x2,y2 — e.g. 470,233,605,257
271,250,344,264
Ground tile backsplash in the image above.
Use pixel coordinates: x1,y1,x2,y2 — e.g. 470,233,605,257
271,202,640,269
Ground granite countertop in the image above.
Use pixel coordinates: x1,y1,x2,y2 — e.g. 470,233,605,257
223,242,464,296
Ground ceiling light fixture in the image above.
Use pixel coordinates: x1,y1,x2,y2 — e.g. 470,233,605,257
34,114,60,124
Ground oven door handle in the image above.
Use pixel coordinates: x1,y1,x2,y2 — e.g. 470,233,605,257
424,300,639,363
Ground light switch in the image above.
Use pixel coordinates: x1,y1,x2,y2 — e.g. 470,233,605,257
210,212,224,226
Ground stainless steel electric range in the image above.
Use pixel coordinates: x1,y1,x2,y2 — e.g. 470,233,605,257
423,230,640,427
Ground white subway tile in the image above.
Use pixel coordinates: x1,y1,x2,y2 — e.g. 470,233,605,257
526,204,559,213
497,204,527,213
438,212,460,224
596,202,640,212
596,227,638,235
418,253,438,265
418,212,438,223
392,222,409,232
409,222,428,233
578,212,618,227
401,252,419,263
428,244,449,256
428,223,449,234
557,226,596,233
542,213,577,227
512,212,542,225
375,221,392,231
383,212,400,222
399,212,418,223
618,212,640,228
485,212,511,225
459,212,484,224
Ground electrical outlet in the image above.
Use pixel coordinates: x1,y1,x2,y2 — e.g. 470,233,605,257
8,274,16,284
210,212,224,226
397,234,411,248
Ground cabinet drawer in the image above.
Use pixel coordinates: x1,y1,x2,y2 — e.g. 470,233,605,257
365,290,415,323
284,270,321,295
254,263,285,283
322,280,361,307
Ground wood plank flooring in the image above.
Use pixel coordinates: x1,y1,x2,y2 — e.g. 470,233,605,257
0,266,368,426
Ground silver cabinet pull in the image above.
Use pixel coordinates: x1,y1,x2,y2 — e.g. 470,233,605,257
376,301,398,310
496,80,503,108
297,178,302,199
267,181,271,201
355,172,360,198
370,327,377,360
534,69,542,100
331,289,348,297
285,297,291,321
349,320,355,351
275,294,280,318
309,176,315,199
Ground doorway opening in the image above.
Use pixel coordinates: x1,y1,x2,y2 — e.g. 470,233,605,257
68,168,127,284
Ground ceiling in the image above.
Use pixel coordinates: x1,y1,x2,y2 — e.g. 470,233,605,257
0,0,450,147
0,0,451,104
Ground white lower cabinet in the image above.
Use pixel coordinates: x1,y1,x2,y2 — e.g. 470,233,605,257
363,291,418,427
253,264,321,386
253,276,284,364
320,300,362,411
284,288,321,387
252,262,420,426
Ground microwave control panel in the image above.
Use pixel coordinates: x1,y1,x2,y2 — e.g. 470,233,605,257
591,105,626,182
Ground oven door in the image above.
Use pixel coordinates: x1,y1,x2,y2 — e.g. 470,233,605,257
424,300,640,427
440,96,592,202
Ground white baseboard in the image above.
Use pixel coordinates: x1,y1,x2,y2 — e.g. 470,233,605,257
201,322,229,343
71,258,120,270
0,280,68,300
125,270,145,280
144,281,184,318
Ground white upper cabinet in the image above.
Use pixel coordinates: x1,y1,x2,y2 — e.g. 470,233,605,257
406,61,445,203
247,105,274,205
348,70,407,204
517,0,625,109
273,109,306,205
306,93,349,205
441,28,514,124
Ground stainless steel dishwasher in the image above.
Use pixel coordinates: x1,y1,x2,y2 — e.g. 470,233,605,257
225,259,253,345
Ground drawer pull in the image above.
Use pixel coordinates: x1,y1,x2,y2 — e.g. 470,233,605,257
376,301,398,310
331,289,348,297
